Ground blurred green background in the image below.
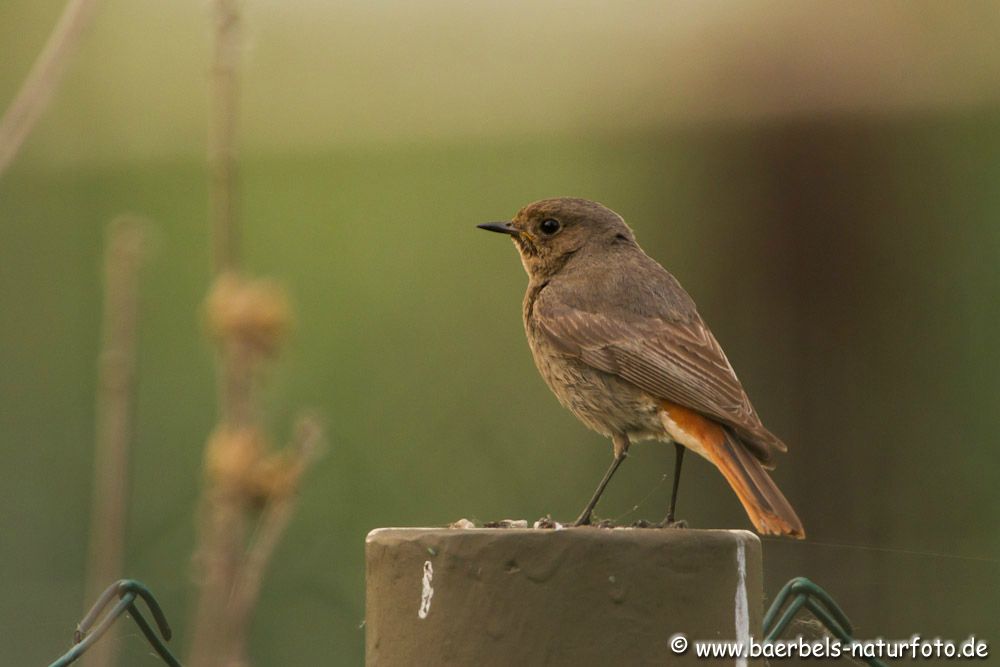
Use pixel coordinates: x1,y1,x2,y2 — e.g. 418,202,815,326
2,1,999,664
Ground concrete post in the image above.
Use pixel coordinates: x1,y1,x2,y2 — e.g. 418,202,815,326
366,527,763,666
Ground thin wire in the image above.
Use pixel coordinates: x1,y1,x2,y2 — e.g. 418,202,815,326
612,474,669,523
762,536,1000,565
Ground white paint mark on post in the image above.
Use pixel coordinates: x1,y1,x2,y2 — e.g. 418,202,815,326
734,539,749,667
418,560,434,619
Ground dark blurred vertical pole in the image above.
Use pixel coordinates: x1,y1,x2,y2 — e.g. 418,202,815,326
734,119,896,622
84,217,146,667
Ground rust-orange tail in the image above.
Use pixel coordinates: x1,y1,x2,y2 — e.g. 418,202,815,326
705,430,805,538
660,400,804,538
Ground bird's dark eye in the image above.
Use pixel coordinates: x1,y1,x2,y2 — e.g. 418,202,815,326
539,218,561,235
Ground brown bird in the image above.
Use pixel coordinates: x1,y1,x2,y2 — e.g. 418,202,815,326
478,197,804,538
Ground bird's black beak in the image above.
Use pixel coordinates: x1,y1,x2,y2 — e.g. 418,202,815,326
477,221,519,236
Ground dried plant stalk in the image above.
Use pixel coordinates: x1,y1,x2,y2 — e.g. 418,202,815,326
187,3,321,664
187,312,258,663
226,416,324,665
0,0,100,180
188,0,247,658
84,217,147,667
189,277,319,667
209,0,242,275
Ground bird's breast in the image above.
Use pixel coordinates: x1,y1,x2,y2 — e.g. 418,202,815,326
523,313,665,441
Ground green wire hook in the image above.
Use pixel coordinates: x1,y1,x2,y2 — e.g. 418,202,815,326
763,576,887,667
49,579,181,667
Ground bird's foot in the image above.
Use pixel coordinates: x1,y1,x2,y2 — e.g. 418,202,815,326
573,513,616,528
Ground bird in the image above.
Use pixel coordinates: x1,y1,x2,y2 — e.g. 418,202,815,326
477,197,804,538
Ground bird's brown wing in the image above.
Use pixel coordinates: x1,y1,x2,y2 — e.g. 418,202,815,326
534,297,786,464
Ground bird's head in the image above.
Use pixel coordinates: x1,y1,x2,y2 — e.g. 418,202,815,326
478,197,636,280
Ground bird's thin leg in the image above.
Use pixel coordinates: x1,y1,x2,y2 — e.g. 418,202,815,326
661,442,686,527
573,433,629,526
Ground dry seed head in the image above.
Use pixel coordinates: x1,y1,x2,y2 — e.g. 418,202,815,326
205,426,266,496
206,273,291,355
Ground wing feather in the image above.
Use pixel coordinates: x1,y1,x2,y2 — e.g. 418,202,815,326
535,297,786,463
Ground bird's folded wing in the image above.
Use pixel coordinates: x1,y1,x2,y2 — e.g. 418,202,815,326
534,298,786,463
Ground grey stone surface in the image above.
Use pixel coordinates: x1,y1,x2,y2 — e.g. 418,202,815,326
366,527,763,666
